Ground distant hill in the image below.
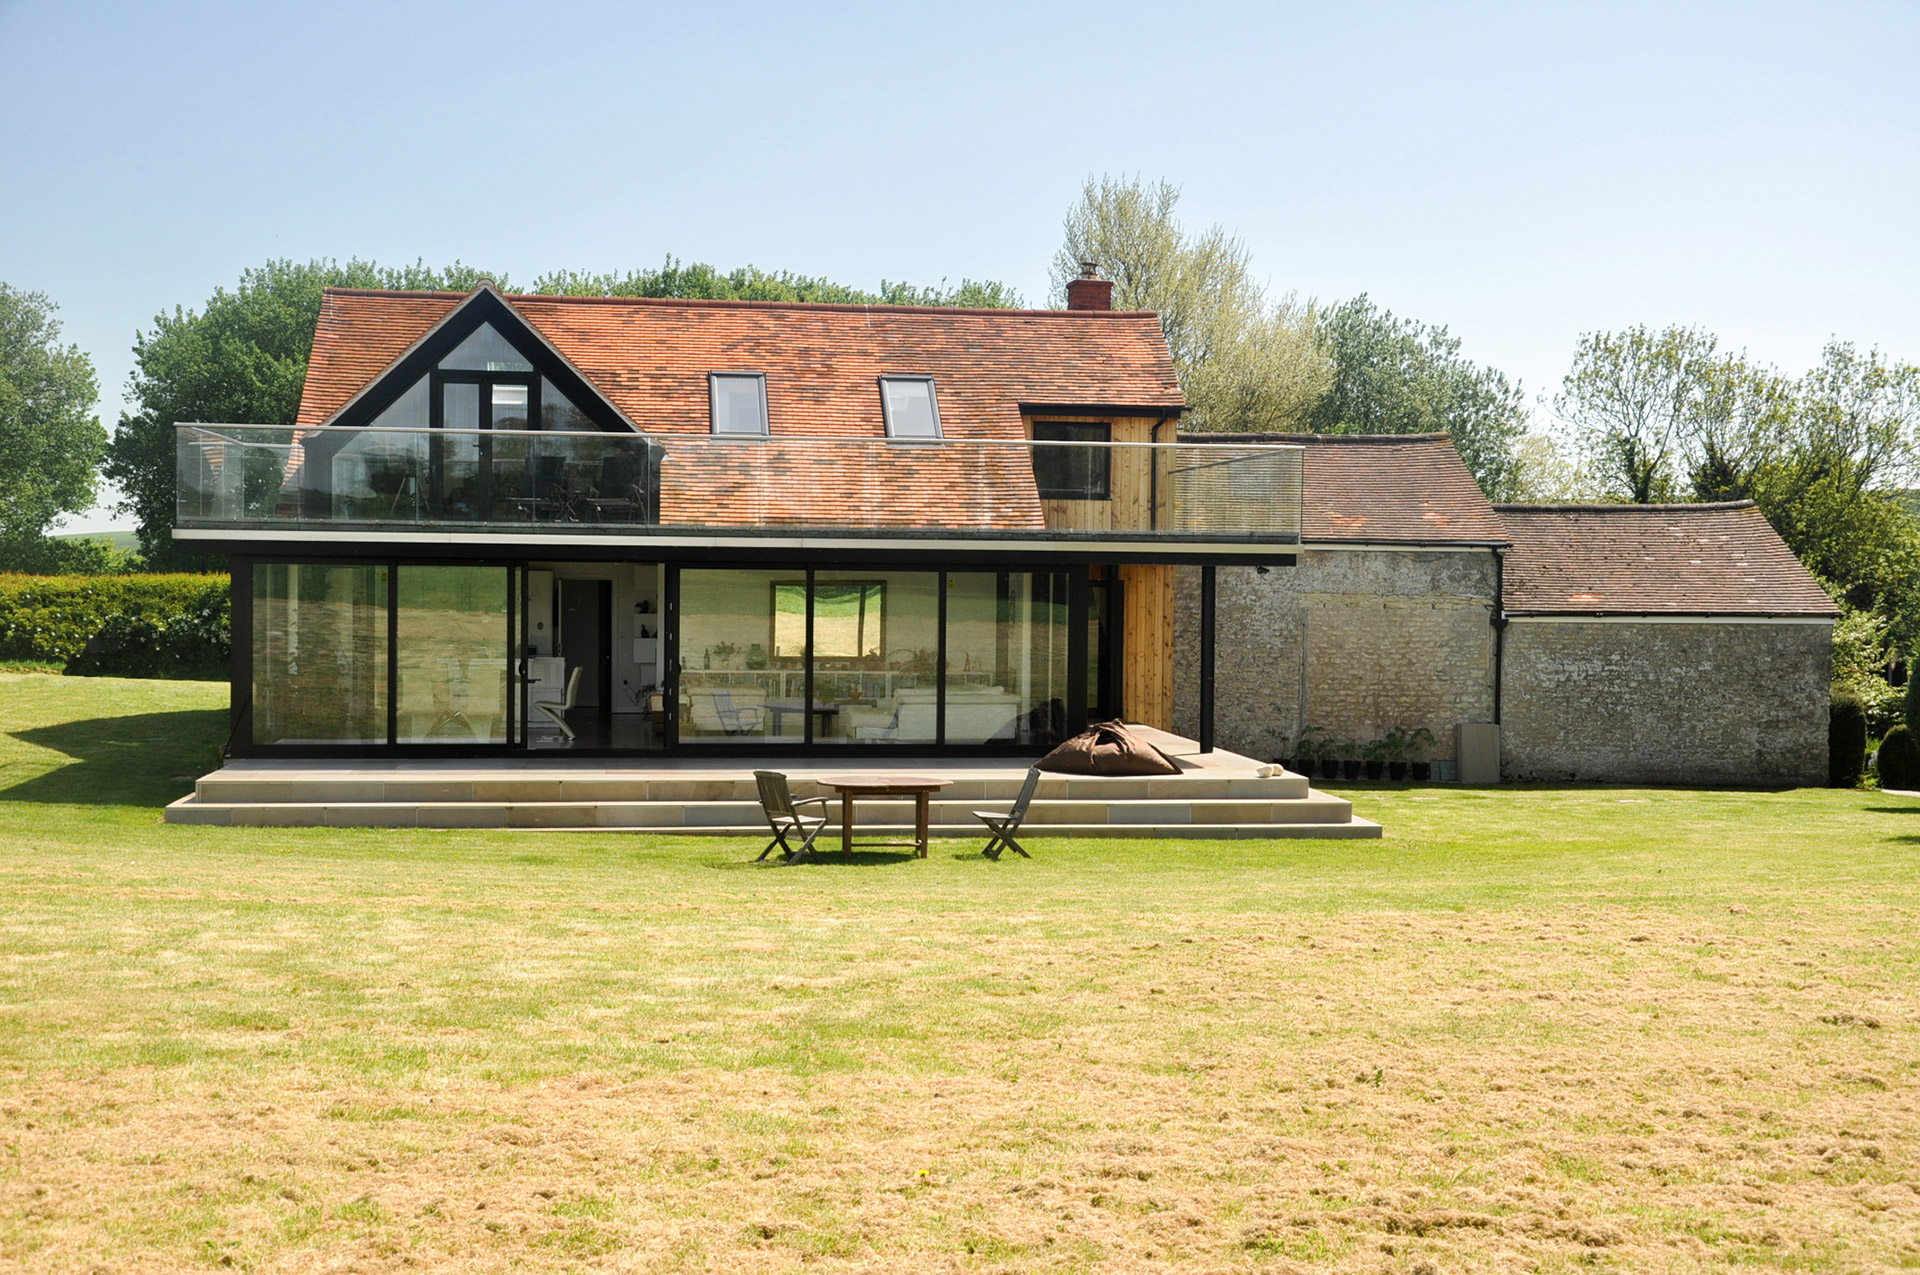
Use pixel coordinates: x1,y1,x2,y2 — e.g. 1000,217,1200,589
54,530,141,551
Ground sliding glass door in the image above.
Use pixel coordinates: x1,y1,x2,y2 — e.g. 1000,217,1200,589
247,561,518,751
671,565,1076,749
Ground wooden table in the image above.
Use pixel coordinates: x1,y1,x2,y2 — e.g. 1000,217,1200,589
815,774,954,860
763,699,842,738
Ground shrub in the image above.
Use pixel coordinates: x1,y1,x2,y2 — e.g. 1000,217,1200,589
1878,725,1920,791
1907,658,1920,736
0,573,229,679
1830,689,1867,788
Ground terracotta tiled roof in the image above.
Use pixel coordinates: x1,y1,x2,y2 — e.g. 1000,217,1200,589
1181,432,1509,544
297,288,1183,433
1496,502,1838,616
296,288,1182,533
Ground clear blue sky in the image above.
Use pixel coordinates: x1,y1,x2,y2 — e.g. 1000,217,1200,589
3,0,1915,530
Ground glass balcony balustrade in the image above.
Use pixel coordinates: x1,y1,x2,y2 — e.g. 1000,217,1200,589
176,424,1304,542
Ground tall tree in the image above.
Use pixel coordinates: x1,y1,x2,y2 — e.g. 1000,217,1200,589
0,284,105,571
1308,295,1531,500
1552,325,1750,503
106,259,500,570
533,258,1022,308
1051,175,1331,433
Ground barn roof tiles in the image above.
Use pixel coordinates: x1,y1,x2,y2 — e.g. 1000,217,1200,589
1495,501,1838,616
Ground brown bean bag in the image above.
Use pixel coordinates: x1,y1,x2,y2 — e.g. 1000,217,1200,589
1035,719,1182,776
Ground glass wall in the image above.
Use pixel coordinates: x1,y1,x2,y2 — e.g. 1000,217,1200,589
678,568,797,744
252,563,389,745
945,572,1071,746
395,566,511,744
676,566,1072,748
813,570,939,745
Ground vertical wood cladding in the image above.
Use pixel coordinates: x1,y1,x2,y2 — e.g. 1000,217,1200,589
1119,563,1174,730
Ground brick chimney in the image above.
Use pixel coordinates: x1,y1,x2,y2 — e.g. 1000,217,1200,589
1065,260,1113,311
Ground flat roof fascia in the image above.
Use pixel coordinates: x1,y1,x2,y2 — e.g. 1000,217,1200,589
173,526,1298,567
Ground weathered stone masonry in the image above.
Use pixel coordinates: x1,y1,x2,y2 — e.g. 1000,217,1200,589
1500,619,1831,786
1171,549,1498,764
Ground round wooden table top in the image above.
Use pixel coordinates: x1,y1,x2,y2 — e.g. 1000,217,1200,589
815,774,954,793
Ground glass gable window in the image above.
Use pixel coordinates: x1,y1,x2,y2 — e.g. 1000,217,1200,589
441,323,534,372
709,373,768,436
879,376,941,439
1031,421,1112,500
540,377,594,430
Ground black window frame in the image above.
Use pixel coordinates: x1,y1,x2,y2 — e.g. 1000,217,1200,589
708,371,770,437
1030,420,1112,501
877,375,943,441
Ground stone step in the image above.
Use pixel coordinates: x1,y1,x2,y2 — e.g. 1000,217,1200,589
192,770,1311,805
167,790,1355,828
163,796,1380,839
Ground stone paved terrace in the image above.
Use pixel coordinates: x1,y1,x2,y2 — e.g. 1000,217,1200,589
165,728,1381,839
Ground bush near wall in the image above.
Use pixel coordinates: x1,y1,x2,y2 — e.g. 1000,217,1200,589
0,574,229,679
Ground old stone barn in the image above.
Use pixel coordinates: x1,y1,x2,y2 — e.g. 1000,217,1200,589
1172,433,1837,786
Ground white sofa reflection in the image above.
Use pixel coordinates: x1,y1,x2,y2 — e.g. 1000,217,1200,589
853,687,1021,742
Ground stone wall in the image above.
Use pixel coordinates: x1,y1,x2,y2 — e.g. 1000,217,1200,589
1171,549,1499,763
1500,619,1832,786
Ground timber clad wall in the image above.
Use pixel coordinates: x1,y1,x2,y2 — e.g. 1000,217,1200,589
1118,564,1174,730
1501,620,1832,786
1027,415,1166,533
1024,414,1177,731
1171,551,1499,763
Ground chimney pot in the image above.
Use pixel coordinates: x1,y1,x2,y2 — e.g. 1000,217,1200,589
1065,264,1113,312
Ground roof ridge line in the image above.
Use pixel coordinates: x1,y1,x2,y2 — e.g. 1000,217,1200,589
1179,431,1454,444
1495,500,1759,513
317,286,1160,320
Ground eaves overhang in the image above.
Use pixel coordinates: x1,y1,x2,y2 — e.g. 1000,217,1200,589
174,525,1299,566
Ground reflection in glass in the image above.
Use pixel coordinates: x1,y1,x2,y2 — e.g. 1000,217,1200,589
815,571,937,745
944,571,1069,746
491,382,531,430
540,377,594,430
439,382,481,518
331,379,429,521
678,568,793,743
252,563,388,745
395,567,510,743
440,323,533,372
1031,421,1111,499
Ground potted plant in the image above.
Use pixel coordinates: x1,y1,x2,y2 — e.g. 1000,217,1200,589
1379,727,1410,782
1407,727,1436,782
1293,725,1328,779
1340,739,1363,782
1362,736,1388,781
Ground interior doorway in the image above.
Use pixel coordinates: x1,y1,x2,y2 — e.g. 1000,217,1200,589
559,579,613,715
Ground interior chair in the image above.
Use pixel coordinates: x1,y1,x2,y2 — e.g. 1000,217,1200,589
753,771,830,864
975,767,1041,860
535,666,583,741
711,690,764,735
511,452,574,522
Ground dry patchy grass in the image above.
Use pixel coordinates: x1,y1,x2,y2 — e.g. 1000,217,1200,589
1,674,1918,1272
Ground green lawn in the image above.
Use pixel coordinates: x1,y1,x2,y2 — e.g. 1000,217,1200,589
2,673,1917,1272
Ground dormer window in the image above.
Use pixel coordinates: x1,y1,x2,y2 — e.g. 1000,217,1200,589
879,376,941,439
709,372,769,436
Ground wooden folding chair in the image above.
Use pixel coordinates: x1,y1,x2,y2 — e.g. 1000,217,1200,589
753,770,830,864
975,767,1040,860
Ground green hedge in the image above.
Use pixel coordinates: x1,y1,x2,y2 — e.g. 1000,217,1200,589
0,574,229,679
